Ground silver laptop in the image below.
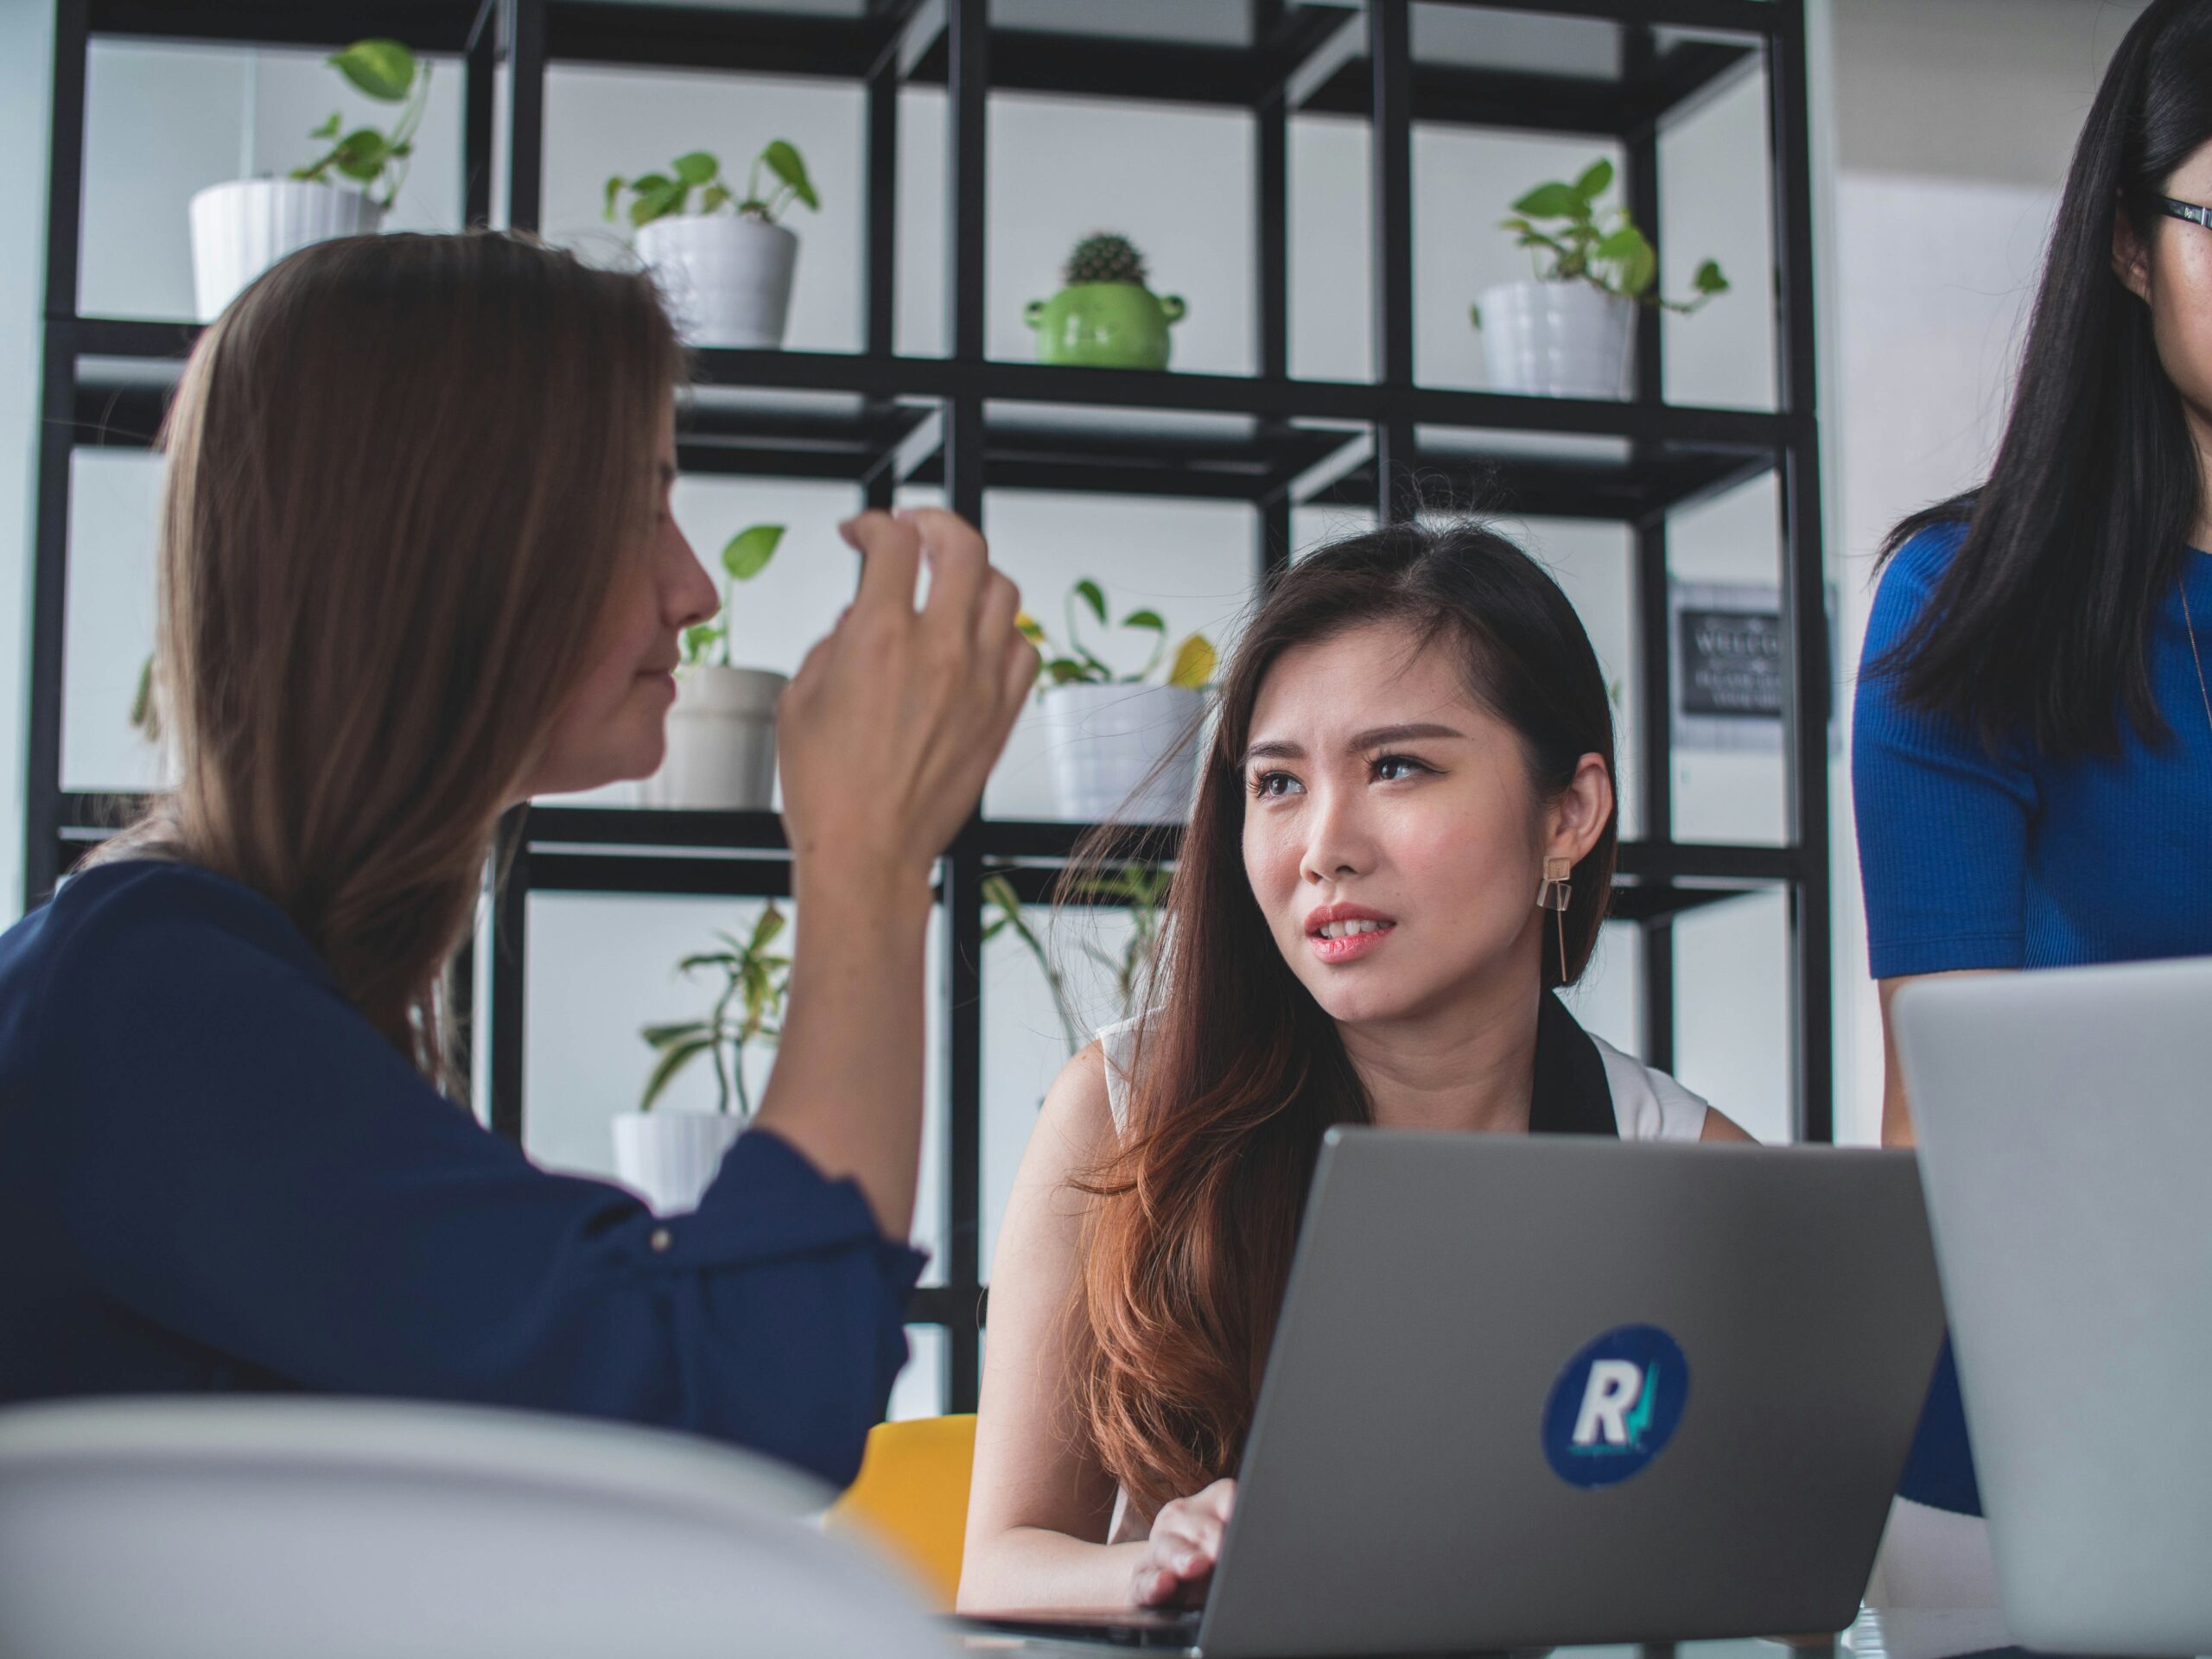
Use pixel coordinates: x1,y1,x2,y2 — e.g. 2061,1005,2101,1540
963,1130,1945,1658
1893,957,2212,1659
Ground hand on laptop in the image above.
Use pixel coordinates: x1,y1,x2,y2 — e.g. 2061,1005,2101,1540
1131,1478,1236,1608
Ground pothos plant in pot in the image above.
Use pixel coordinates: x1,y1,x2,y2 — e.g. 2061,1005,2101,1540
1020,580,1216,823
638,524,787,811
1026,233,1187,371
1471,158,1728,401
612,904,791,1215
189,39,429,321
607,143,819,348
982,862,1169,1062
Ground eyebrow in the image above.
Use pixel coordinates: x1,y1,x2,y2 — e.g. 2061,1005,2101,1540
1242,722,1466,765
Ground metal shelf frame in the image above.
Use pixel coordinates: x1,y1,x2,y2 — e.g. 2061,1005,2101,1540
27,0,1833,1414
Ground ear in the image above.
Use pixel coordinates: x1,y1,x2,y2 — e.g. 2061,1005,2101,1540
2113,202,2153,302
1544,753,1614,868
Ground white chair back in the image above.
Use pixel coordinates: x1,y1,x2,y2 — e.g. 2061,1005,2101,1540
0,1395,951,1659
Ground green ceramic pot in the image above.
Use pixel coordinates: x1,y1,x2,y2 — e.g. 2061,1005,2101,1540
1024,282,1187,370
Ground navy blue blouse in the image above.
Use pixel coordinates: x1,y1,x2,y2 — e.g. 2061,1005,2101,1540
0,859,924,1488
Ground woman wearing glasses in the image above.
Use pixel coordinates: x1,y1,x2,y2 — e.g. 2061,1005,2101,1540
1853,0,2212,1590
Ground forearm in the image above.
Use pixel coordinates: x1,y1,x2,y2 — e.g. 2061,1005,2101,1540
753,864,934,1238
957,1525,1152,1615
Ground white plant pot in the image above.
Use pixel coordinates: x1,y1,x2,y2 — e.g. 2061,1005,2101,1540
1042,683,1207,824
188,178,385,322
637,665,786,810
1478,279,1637,400
636,216,799,348
610,1110,746,1216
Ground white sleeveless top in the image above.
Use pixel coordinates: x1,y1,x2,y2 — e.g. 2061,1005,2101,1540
1095,1016,1710,1144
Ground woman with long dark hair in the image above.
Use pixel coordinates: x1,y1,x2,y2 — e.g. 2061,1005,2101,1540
958,521,1750,1612
1854,0,2212,1545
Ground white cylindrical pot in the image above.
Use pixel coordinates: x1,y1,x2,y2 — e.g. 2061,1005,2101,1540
188,179,385,322
1478,279,1637,400
638,665,786,810
610,1111,746,1215
635,216,799,349
1042,683,1207,823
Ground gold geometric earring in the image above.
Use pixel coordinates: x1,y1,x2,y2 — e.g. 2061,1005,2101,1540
1536,856,1572,981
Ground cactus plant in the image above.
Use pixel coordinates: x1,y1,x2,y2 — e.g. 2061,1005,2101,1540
1063,232,1148,288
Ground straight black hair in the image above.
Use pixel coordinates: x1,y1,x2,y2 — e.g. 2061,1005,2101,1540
1874,0,2212,756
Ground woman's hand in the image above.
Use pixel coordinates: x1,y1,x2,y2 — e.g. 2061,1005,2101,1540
1131,1479,1236,1608
777,507,1036,891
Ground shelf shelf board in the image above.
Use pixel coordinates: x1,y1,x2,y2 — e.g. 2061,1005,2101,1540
62,320,1785,513
88,0,486,53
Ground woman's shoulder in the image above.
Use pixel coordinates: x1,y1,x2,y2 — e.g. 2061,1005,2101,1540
1588,1034,1711,1142
1871,518,1972,624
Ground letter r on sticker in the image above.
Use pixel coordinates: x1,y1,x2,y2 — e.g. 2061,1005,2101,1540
1571,1360,1646,1447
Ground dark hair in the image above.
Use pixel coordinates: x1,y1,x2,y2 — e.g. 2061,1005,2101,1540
1875,0,2212,756
1072,518,1618,1518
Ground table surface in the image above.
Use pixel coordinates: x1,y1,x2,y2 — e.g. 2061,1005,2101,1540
952,1605,2069,1659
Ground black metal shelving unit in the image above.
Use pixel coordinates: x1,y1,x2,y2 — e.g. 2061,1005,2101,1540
29,0,1831,1413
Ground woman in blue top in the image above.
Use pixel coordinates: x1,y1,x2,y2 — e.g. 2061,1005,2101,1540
0,231,1037,1486
1854,0,2212,1551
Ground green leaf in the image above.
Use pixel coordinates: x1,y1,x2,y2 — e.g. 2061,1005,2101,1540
1045,657,1096,685
631,181,687,226
721,523,784,582
671,149,719,186
329,39,416,102
1167,633,1217,690
760,140,818,210
641,1020,709,1046
1072,579,1108,626
1510,181,1582,220
630,172,672,194
310,111,343,141
604,175,624,219
1119,607,1166,632
699,183,732,214
1469,302,1483,330
639,1034,716,1112
1693,258,1729,296
747,902,787,955
982,917,1007,942
1594,225,1649,264
681,621,723,666
331,129,393,183
1573,158,1615,202
1621,239,1656,298
1015,611,1046,646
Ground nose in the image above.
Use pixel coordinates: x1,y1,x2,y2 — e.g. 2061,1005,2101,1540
662,515,717,631
1299,777,1378,886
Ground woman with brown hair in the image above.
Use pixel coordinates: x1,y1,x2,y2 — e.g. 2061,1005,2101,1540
0,231,1036,1487
959,521,1749,1611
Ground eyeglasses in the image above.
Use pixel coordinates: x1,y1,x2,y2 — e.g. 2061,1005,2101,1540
2159,196,2212,231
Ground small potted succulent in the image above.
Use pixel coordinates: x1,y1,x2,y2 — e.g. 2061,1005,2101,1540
188,39,427,321
1020,580,1215,823
613,904,790,1213
1025,233,1186,370
1471,159,1728,401
638,524,787,810
607,143,819,348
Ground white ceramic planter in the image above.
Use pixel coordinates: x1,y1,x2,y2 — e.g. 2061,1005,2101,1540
610,1110,746,1215
188,179,385,322
637,665,786,810
1478,279,1636,401
1042,683,1207,823
636,216,799,348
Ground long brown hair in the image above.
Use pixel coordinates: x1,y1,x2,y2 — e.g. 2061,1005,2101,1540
89,232,683,1094
1074,521,1618,1518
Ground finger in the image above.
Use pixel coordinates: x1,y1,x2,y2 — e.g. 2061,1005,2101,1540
842,511,924,615
1134,1565,1177,1608
901,506,988,625
974,567,1020,658
1203,1479,1237,1522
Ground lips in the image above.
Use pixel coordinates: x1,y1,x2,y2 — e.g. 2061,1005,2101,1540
1305,902,1396,964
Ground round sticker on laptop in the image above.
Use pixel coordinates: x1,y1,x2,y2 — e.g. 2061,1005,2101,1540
1541,1324,1690,1489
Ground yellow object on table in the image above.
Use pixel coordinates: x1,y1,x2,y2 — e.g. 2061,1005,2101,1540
825,1414,978,1609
